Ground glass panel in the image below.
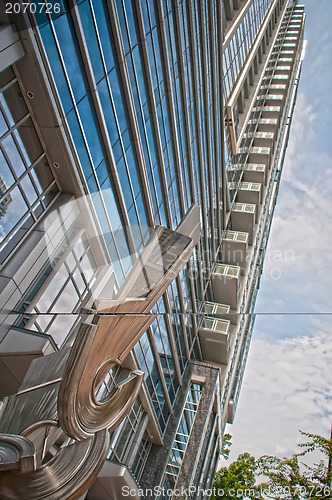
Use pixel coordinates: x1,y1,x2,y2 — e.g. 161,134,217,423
39,23,73,113
2,82,28,123
14,118,43,165
2,135,26,177
0,109,8,137
20,175,38,205
0,185,26,243
53,14,86,104
0,149,15,187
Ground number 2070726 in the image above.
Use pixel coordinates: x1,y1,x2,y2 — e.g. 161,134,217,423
5,3,61,14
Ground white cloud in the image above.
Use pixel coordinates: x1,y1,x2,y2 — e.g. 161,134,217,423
225,332,332,463
253,88,332,314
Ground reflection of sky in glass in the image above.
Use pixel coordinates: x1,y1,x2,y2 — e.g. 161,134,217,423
0,94,14,127
40,24,73,113
51,279,79,312
2,135,26,177
77,97,103,167
78,1,104,83
31,170,43,194
100,187,122,233
109,69,127,134
91,0,115,73
0,186,27,243
80,254,95,284
35,314,53,331
97,79,119,146
0,149,14,187
13,129,30,165
53,14,86,104
48,314,77,346
73,268,85,294
35,264,68,312
0,110,8,137
20,175,37,205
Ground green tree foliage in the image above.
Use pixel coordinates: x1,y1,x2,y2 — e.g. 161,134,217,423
221,433,232,460
211,430,332,500
257,430,332,499
211,452,262,499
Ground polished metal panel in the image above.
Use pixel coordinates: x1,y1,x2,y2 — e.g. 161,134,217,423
0,429,110,500
0,434,36,473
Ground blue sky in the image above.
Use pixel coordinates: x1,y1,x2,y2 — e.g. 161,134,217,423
225,0,332,463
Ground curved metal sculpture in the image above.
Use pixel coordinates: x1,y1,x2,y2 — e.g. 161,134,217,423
0,428,110,500
0,204,200,499
58,315,150,440
0,434,36,473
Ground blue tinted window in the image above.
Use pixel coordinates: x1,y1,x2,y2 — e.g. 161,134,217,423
0,110,8,137
77,96,104,167
108,69,127,134
78,1,104,83
91,0,115,73
2,136,26,177
97,79,119,146
53,14,86,104
66,109,93,179
39,24,73,113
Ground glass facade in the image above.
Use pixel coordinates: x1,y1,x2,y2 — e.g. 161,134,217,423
223,0,271,100
0,0,305,497
160,382,203,497
0,66,59,265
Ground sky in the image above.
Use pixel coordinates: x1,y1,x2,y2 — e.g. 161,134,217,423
224,0,332,465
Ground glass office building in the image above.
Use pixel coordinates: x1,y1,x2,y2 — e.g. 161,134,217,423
0,1,305,498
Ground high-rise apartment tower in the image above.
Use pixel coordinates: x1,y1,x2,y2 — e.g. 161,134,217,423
0,0,305,498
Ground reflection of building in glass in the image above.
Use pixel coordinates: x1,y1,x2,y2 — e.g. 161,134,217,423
0,2,305,499
0,177,13,218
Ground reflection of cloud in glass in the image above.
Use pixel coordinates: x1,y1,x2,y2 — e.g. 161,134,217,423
2,135,26,177
0,186,27,244
48,314,78,347
53,14,86,104
42,192,171,306
0,94,14,126
20,175,37,205
0,109,8,137
77,96,103,167
0,150,15,187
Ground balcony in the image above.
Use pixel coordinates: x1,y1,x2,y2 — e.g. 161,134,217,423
253,105,281,127
198,316,230,365
267,65,292,77
222,230,248,273
211,264,240,309
202,301,237,324
244,130,275,151
235,182,262,205
277,42,297,51
245,146,271,169
243,164,266,185
260,83,287,96
247,117,278,134
256,93,285,111
262,73,289,87
231,203,256,244
270,57,294,67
